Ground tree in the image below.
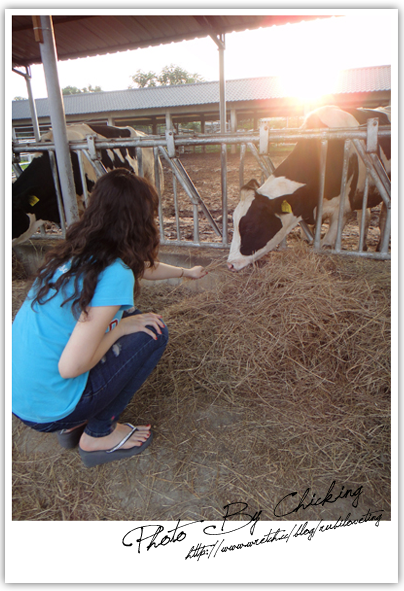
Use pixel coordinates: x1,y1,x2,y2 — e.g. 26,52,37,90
13,96,26,101
62,86,82,95
158,64,204,86
62,85,102,95
130,70,158,88
129,64,204,88
85,84,102,93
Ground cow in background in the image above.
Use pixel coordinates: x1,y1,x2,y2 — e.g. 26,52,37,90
227,106,391,271
12,123,164,245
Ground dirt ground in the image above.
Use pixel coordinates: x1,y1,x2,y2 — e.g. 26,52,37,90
11,149,390,523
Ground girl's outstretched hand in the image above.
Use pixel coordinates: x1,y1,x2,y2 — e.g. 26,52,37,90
184,266,208,280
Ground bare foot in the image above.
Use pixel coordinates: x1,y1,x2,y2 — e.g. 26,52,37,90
79,423,151,452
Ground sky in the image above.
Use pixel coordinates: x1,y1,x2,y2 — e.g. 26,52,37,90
10,9,397,103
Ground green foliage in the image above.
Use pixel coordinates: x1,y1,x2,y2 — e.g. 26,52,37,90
13,96,26,101
62,85,102,95
158,64,204,86
129,70,158,88
62,86,82,95
179,121,201,132
129,64,204,88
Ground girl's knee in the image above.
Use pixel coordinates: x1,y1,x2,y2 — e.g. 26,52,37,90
158,322,169,346
147,321,168,348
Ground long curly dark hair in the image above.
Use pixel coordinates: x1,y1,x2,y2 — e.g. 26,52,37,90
32,168,160,318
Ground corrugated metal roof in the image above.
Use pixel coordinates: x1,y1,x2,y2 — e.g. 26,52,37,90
12,14,330,67
12,65,391,121
336,65,391,93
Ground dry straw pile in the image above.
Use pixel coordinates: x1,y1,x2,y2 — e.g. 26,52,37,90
12,244,391,521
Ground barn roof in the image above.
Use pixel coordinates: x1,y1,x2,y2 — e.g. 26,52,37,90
12,65,391,121
336,65,392,93
12,14,329,68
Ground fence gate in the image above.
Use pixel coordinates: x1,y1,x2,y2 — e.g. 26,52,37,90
12,120,391,259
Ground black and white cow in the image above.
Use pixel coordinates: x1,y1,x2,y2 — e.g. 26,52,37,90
12,123,164,245
227,106,391,271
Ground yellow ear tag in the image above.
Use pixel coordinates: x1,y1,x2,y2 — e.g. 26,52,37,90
281,200,292,214
29,195,39,207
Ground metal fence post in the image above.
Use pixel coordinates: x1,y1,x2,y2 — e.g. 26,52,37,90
314,140,328,250
38,16,79,225
334,140,351,253
221,143,228,245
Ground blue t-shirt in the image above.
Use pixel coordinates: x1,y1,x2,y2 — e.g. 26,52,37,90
12,258,135,423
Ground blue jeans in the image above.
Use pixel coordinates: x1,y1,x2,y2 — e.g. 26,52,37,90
18,309,169,438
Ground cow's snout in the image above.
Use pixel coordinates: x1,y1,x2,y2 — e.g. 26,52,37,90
227,258,250,272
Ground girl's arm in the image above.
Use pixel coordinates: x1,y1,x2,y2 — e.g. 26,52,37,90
143,261,207,281
58,305,165,379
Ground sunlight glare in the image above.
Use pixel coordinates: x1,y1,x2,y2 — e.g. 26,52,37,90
271,18,347,103
279,63,340,103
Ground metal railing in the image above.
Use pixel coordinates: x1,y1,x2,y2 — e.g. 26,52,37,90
12,122,391,258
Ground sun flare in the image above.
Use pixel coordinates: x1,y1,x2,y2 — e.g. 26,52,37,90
279,64,340,102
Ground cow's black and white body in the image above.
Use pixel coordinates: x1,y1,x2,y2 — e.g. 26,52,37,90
12,123,164,245
227,106,391,271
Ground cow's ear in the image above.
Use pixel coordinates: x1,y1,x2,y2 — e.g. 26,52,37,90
241,179,260,191
280,200,293,214
28,195,40,207
20,190,40,209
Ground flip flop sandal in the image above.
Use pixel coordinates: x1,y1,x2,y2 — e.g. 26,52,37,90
57,423,87,449
78,423,153,468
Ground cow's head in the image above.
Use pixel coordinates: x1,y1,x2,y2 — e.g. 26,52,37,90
227,177,305,271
